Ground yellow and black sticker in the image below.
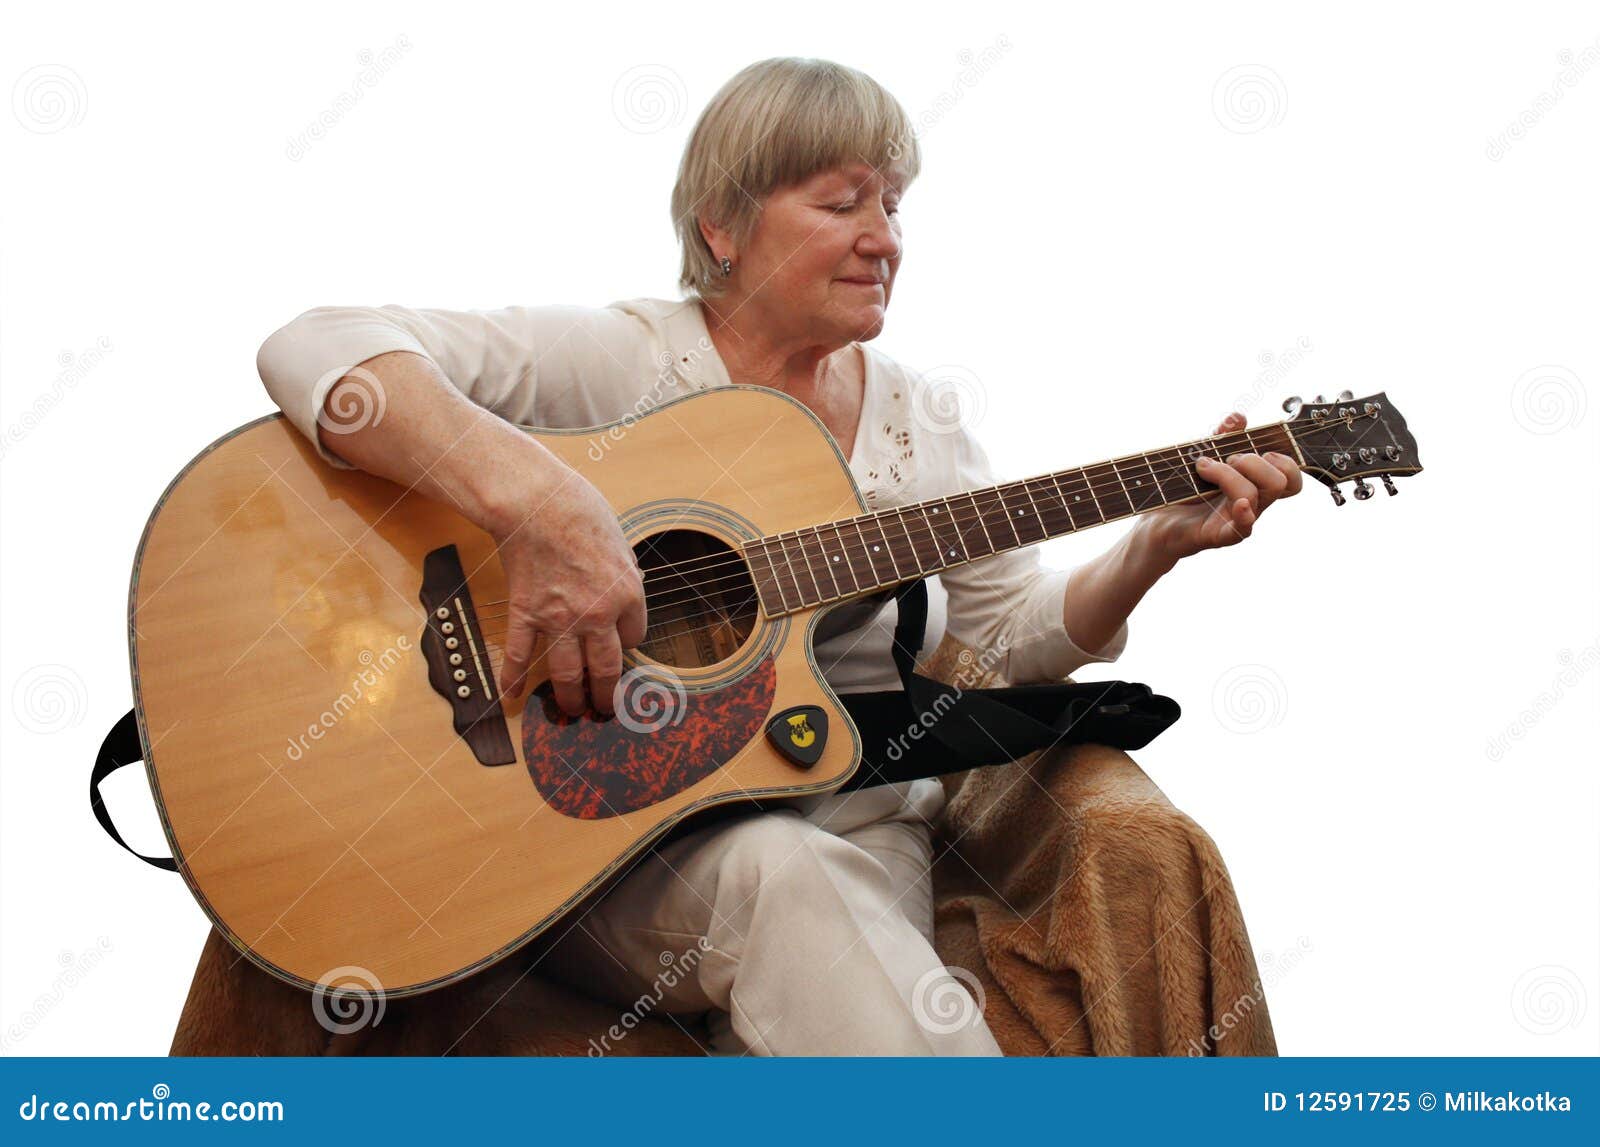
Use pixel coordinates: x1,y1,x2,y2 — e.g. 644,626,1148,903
765,705,828,768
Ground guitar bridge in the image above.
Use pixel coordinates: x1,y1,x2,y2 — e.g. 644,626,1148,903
419,544,516,766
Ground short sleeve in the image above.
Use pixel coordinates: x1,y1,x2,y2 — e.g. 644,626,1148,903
254,302,665,468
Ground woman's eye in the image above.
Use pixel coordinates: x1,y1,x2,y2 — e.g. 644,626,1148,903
829,202,855,214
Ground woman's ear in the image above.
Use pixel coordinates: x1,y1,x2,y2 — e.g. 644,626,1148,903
697,213,734,265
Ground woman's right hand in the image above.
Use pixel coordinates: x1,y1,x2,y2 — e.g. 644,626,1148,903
487,462,648,716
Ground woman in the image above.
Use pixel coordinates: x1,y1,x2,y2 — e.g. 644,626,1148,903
256,57,1302,1055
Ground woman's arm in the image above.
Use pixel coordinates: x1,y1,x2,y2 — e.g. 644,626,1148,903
255,303,657,716
1061,411,1304,654
313,352,646,716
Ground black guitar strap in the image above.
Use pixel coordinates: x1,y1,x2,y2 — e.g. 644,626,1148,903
834,578,1180,792
90,708,177,871
87,578,1178,866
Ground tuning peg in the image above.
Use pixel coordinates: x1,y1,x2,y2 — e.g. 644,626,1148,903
1381,474,1398,496
1336,389,1354,402
1328,485,1346,507
1313,394,1325,403
1281,395,1302,416
1353,478,1373,500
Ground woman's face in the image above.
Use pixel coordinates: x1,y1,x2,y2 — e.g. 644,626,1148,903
726,161,907,346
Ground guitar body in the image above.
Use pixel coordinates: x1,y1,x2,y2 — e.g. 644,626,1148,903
130,386,867,997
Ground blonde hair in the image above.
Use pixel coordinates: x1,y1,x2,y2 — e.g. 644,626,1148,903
671,57,921,298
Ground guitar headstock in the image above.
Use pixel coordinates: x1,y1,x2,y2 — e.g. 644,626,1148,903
1282,391,1422,505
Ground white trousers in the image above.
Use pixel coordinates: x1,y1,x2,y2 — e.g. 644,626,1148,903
535,778,1003,1056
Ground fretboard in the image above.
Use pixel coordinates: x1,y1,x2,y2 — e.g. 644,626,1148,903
743,421,1297,617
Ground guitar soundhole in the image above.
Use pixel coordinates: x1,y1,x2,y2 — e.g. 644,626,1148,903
633,529,758,669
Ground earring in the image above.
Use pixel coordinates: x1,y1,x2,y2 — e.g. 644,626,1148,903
720,256,733,277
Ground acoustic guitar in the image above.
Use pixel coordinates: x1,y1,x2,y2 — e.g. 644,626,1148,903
124,386,1420,996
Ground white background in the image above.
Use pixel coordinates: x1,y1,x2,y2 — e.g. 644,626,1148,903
3,0,1596,1056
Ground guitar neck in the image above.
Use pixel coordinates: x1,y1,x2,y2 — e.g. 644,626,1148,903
743,420,1300,617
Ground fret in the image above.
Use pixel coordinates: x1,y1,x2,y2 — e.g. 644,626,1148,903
1083,462,1133,520
825,522,866,596
1027,475,1075,537
1077,466,1107,525
870,511,908,582
859,514,901,588
793,528,833,602
963,491,999,559
806,527,844,598
888,508,927,574
751,541,793,613
1108,458,1141,516
919,502,968,567
1125,452,1167,513
980,484,1023,548
1051,470,1102,531
774,535,812,606
1151,445,1201,503
997,482,1049,546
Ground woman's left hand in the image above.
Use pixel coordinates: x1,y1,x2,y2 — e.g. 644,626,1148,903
1137,411,1304,563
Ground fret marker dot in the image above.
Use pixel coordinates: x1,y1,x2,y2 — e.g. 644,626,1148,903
831,555,840,562
871,544,880,552
1075,495,1082,501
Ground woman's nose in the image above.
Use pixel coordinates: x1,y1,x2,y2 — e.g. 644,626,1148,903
857,208,900,259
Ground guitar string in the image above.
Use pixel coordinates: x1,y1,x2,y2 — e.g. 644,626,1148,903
470,421,1310,610
473,420,1328,617
477,467,1269,628
470,416,1389,684
473,475,1251,646
474,433,1309,621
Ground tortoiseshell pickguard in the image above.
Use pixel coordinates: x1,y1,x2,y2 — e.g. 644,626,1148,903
521,659,778,819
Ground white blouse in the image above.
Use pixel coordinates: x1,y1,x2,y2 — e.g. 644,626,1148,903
256,296,1128,831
